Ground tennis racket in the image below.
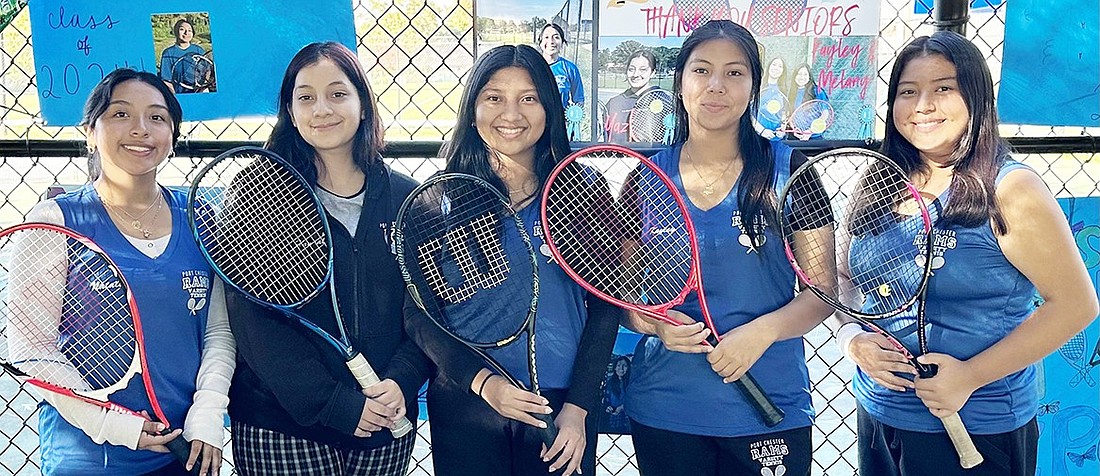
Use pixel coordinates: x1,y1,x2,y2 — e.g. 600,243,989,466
628,89,675,144
393,173,558,447
541,144,785,427
748,0,808,36
757,86,789,135
0,223,194,467
186,146,413,437
673,0,731,32
779,99,834,138
170,51,215,93
775,147,983,468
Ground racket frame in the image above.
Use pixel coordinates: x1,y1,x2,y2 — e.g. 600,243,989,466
775,147,983,468
0,222,194,465
540,144,785,427
394,172,558,447
186,146,413,437
627,89,675,144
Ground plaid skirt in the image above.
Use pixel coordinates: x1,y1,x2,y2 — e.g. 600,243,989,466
232,420,416,476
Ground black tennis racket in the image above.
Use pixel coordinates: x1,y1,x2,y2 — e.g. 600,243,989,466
0,223,195,469
170,51,215,93
776,147,982,468
393,173,558,448
186,146,412,437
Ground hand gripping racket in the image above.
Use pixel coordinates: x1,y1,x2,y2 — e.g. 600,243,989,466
0,223,195,467
776,147,983,468
540,144,784,427
393,173,558,447
186,146,413,437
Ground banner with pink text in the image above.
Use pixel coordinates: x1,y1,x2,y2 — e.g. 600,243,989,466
597,0,879,144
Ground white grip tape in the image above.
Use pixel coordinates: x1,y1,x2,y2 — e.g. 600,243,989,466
940,412,983,469
345,353,414,438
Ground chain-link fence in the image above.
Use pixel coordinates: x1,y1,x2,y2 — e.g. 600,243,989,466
1,0,1098,475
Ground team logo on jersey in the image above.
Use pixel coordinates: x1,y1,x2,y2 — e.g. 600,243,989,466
731,211,768,254
913,228,956,273
749,437,790,475
181,270,210,316
531,219,558,266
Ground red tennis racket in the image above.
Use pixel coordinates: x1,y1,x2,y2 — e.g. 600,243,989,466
776,148,983,468
540,144,784,427
0,223,195,467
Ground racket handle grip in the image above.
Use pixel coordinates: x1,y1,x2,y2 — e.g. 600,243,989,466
940,412,983,469
346,353,415,438
533,411,560,449
732,372,785,428
702,333,785,427
165,435,202,475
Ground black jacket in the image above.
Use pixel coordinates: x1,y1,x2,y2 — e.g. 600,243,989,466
227,161,431,449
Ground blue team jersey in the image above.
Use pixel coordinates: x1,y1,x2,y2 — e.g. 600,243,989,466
548,57,584,108
853,161,1040,434
624,141,816,437
482,203,588,391
38,185,212,475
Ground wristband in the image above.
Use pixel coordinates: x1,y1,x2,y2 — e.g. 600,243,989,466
835,322,866,360
476,374,492,397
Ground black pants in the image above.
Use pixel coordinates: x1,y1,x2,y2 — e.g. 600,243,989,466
857,403,1038,476
631,419,812,476
425,380,597,476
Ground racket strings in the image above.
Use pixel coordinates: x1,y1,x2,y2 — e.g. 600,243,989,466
785,152,931,317
544,153,691,306
1,228,137,392
193,155,329,306
401,178,534,346
629,91,674,143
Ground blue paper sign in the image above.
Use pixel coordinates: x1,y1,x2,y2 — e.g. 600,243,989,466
999,0,1100,127
29,0,355,126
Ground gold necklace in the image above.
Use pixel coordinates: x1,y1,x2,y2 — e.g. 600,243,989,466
684,147,736,196
103,193,163,239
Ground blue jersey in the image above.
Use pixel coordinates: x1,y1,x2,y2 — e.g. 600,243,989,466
549,57,584,108
482,203,588,390
853,161,1040,434
38,185,212,475
624,141,816,437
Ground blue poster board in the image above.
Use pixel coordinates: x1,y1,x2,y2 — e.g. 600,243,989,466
999,0,1100,127
29,0,355,126
1037,197,1100,476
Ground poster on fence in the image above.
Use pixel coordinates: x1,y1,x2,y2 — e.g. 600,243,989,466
999,0,1100,128
28,0,355,126
597,0,879,144
475,0,595,141
1037,197,1100,476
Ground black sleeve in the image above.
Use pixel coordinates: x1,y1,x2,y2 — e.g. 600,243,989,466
564,294,623,414
785,150,834,231
402,292,487,392
227,290,365,435
382,316,433,405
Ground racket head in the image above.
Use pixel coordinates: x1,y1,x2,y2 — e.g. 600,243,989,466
0,223,166,421
194,52,216,91
187,146,332,309
748,0,809,36
541,144,697,320
757,87,789,131
786,99,835,136
394,173,538,348
673,0,732,32
778,148,934,321
628,89,675,143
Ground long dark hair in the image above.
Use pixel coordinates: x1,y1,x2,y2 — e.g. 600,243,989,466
266,41,384,186
881,31,1011,233
671,20,776,243
81,68,183,180
786,63,820,106
442,44,570,197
